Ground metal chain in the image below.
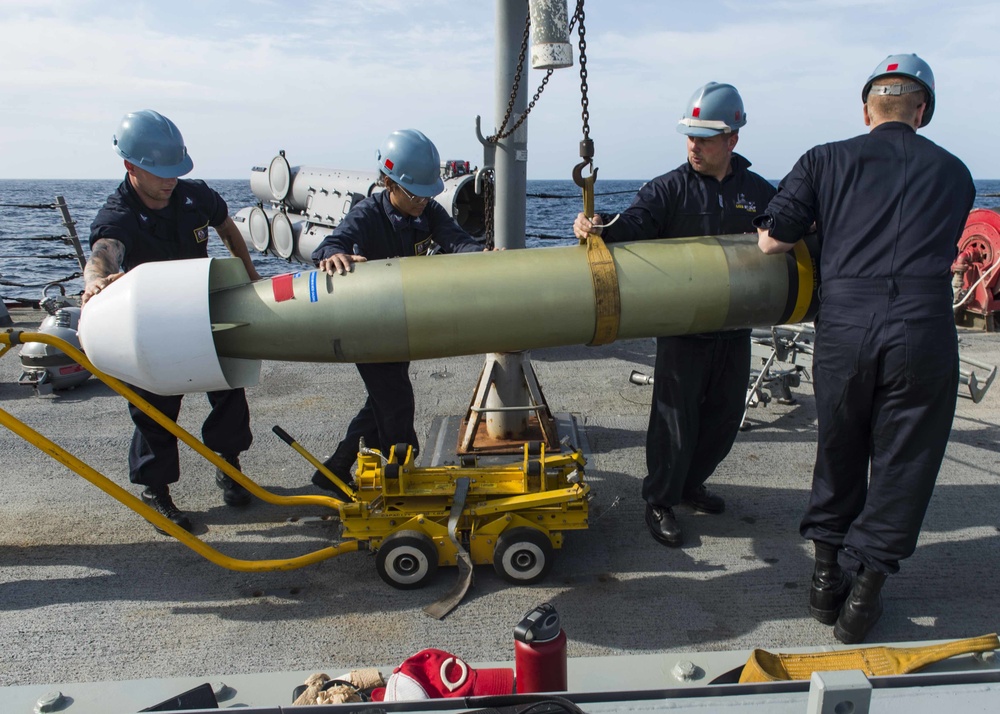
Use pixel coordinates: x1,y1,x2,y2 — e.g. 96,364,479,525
0,202,59,209
576,0,590,143
490,13,532,142
483,171,496,249
486,1,589,243
0,271,81,288
490,5,584,143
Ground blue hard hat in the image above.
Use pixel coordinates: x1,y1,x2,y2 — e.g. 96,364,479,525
677,82,747,137
113,110,194,178
376,129,444,197
862,54,935,127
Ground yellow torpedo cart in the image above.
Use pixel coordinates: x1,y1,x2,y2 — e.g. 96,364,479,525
345,440,588,588
0,329,590,616
272,423,590,616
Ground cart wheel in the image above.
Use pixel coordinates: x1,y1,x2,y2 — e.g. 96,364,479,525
375,530,439,589
493,527,553,584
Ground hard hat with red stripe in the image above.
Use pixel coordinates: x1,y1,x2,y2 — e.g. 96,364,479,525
862,53,935,127
376,129,445,198
677,82,747,137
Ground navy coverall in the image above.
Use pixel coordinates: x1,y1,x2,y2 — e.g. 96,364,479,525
90,178,253,488
760,122,975,574
602,154,776,509
311,190,482,473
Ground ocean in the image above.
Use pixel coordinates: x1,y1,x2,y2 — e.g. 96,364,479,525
2,178,998,304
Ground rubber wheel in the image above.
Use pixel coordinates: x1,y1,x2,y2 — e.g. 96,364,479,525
375,530,438,589
527,441,542,456
493,527,553,584
392,442,410,463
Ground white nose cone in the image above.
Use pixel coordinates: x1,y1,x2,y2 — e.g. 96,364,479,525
78,258,260,395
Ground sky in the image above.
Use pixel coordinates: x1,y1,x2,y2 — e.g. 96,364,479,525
1,0,998,181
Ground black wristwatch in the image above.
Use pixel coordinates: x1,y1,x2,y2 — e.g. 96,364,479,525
753,214,774,231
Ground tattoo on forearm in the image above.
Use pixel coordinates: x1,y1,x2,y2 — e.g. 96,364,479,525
84,239,125,283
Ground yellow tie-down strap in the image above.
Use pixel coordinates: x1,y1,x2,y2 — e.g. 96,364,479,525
788,238,815,324
738,632,999,683
583,233,621,346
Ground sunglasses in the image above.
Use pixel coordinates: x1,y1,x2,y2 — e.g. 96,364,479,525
395,184,432,205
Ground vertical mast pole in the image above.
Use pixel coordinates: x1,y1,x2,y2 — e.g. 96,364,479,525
483,0,532,440
493,0,529,252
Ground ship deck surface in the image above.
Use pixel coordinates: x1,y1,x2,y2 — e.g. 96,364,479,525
1,308,997,706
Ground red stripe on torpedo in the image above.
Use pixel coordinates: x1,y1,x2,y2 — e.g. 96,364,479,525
272,273,295,302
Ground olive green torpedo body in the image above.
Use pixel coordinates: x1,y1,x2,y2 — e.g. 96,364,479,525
78,234,817,395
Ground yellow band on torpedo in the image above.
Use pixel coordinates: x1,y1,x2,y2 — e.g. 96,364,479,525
788,239,814,324
586,234,621,345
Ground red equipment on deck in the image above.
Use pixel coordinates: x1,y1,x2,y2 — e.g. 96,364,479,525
953,208,1000,330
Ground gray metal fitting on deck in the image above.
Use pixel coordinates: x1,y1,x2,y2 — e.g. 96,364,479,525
34,690,65,713
806,670,872,714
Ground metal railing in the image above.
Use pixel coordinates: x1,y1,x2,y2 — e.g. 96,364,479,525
0,195,87,307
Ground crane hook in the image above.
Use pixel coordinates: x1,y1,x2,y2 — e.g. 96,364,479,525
572,138,598,220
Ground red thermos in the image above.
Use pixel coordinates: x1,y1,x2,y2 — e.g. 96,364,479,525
513,603,567,693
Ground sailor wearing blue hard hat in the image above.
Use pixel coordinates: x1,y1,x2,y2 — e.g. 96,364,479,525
573,82,776,549
308,129,485,496
756,54,974,644
85,109,262,533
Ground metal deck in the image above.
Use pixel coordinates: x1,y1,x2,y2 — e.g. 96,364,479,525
1,308,997,712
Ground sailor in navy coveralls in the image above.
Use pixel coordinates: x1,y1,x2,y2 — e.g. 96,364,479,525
574,83,775,548
757,54,975,643
84,110,262,533
310,129,483,495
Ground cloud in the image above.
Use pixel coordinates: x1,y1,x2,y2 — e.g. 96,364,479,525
0,1,506,177
0,1,996,179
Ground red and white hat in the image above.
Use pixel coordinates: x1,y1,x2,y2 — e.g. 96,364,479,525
371,649,515,702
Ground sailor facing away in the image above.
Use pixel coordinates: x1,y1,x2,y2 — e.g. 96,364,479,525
84,109,262,533
573,82,776,548
756,53,975,643
309,129,485,495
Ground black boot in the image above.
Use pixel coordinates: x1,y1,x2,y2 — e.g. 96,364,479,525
311,455,355,501
141,486,193,534
215,454,252,507
810,542,852,625
834,567,887,644
644,503,683,547
681,485,725,514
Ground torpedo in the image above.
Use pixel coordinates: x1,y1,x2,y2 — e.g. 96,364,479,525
77,234,818,396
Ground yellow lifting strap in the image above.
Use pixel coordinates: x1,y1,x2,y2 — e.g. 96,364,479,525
584,233,621,346
574,161,621,346
738,632,999,683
